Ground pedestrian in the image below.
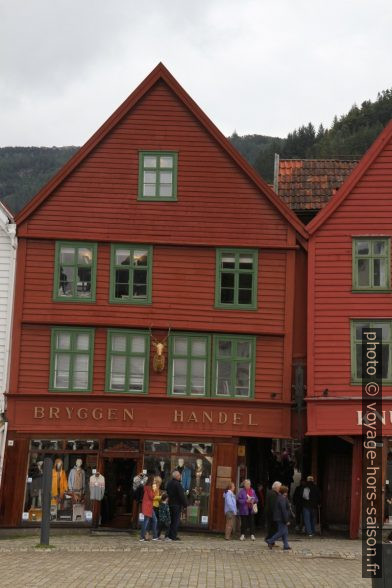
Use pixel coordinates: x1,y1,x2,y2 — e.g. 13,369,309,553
223,481,237,540
139,474,158,541
292,479,306,532
237,479,258,541
166,470,188,541
158,492,171,539
302,475,321,537
152,476,162,527
264,480,281,545
266,485,291,550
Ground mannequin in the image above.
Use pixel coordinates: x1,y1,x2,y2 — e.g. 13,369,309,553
195,458,203,487
176,458,191,492
51,458,68,505
68,458,86,500
29,460,43,508
89,471,105,527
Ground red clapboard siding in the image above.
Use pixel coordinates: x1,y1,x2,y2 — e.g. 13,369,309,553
309,128,392,400
21,82,288,245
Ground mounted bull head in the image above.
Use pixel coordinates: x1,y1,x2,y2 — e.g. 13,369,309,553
150,328,170,372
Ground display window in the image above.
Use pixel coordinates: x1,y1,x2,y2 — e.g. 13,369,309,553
23,439,98,524
143,440,213,527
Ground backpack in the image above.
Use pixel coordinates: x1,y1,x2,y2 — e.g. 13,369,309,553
302,487,310,501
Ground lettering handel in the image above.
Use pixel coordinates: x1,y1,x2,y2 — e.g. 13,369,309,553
173,410,258,426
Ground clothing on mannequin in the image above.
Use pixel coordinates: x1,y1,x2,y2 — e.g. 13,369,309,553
51,458,68,504
89,473,105,501
30,461,43,508
176,458,191,492
68,458,86,495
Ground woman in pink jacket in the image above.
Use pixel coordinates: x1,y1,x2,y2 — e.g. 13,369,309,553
140,474,158,541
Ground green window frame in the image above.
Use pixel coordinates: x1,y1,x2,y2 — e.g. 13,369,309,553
351,320,392,384
212,334,255,398
352,237,390,291
215,249,258,309
53,241,97,302
138,151,178,200
168,333,211,396
50,328,94,392
110,245,152,304
106,330,150,394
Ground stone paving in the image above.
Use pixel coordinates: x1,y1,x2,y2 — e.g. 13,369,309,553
0,531,372,588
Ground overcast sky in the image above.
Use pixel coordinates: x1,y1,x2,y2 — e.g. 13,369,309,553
1,0,391,146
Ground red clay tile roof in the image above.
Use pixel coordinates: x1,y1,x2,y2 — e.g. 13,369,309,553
277,159,359,210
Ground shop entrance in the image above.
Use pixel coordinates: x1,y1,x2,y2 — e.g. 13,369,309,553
101,458,136,528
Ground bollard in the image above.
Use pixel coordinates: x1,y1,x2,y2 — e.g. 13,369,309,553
40,456,53,546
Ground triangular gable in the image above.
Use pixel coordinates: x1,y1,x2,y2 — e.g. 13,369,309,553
308,119,392,235
15,63,307,240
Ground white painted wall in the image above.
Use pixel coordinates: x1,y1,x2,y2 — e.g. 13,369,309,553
0,203,16,488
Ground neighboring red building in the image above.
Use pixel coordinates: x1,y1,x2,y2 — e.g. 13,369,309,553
0,64,307,530
307,120,392,538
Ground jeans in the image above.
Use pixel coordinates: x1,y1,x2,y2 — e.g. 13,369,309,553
303,506,316,535
267,521,289,549
140,510,158,539
240,513,255,536
168,505,181,539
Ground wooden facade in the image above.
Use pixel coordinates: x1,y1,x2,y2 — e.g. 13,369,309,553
307,120,392,537
0,64,307,529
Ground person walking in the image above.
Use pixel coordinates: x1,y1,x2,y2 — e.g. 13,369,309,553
302,475,321,537
266,485,291,550
264,480,282,545
223,481,237,540
237,479,258,541
139,474,158,541
166,470,187,541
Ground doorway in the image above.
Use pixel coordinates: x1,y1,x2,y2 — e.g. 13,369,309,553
101,458,136,528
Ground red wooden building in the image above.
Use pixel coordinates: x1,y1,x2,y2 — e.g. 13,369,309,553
0,64,307,530
307,120,392,538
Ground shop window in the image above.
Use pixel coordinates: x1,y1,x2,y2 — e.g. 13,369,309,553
103,439,140,452
53,241,97,302
106,330,149,393
50,328,94,392
143,441,213,527
168,333,210,396
213,334,255,398
138,151,178,200
351,320,392,383
215,249,258,309
353,238,390,291
23,440,98,524
110,245,152,304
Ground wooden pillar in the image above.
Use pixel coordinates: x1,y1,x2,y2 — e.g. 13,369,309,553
349,437,362,539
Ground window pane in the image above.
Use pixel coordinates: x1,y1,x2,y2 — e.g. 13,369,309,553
355,323,370,340
116,250,130,266
77,267,91,297
174,337,187,355
374,259,386,287
239,273,252,288
357,259,369,287
191,359,206,394
133,250,148,266
59,266,73,296
356,240,369,255
236,362,250,396
144,156,157,168
133,269,147,298
191,339,206,356
221,288,235,304
143,184,156,197
217,360,231,395
76,333,89,351
173,358,187,393
54,354,70,388
131,336,145,353
78,247,92,265
222,255,235,269
373,323,390,340
221,273,235,287
112,335,127,352
373,241,386,255
355,343,362,379
238,289,252,304
159,184,173,197
160,171,172,184
129,357,144,391
111,356,126,389
237,341,251,358
160,156,173,168
144,171,156,183
60,247,75,265
115,268,129,298
73,355,89,389
218,340,231,356
57,333,71,350
239,255,253,270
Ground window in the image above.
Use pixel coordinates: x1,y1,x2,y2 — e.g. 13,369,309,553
138,151,178,200
216,249,258,309
106,330,149,393
353,238,390,291
50,328,94,392
110,245,152,304
54,242,97,302
213,335,255,398
168,334,210,396
351,320,392,383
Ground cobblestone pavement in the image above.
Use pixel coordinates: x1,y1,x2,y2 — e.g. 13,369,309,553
0,531,371,588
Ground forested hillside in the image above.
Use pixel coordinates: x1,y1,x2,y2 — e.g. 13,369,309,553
0,88,391,214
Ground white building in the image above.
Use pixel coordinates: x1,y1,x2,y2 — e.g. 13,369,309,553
0,201,16,488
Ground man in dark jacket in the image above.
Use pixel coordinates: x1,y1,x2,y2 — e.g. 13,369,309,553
293,479,306,532
166,470,188,540
266,485,291,550
264,481,281,544
302,475,321,536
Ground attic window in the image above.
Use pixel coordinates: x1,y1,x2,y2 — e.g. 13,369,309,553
138,151,178,200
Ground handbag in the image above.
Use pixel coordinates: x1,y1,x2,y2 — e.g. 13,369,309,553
252,503,258,514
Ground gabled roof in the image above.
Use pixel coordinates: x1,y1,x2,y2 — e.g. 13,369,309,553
277,158,359,211
15,63,307,240
0,199,14,222
308,119,392,235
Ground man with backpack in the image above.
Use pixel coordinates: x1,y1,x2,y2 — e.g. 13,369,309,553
302,475,321,537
